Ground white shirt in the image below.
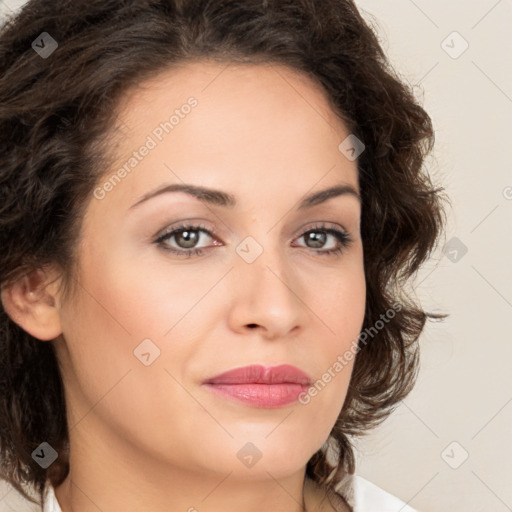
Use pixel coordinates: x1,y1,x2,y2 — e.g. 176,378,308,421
349,475,418,512
40,475,418,512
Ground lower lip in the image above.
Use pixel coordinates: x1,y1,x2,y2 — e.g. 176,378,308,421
202,383,310,408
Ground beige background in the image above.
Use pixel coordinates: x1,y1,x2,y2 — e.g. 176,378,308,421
1,0,511,511
351,2,512,511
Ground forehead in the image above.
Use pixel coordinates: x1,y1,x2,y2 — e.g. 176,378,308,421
115,59,350,146
120,60,338,111
94,60,358,215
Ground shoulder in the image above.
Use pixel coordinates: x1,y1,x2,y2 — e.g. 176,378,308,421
0,481,43,512
3,483,63,512
330,473,419,512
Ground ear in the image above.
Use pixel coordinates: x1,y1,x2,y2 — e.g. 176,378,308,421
0,265,63,341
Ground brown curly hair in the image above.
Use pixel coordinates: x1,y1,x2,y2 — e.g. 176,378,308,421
0,0,448,508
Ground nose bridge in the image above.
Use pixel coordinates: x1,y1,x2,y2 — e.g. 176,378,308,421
228,229,305,337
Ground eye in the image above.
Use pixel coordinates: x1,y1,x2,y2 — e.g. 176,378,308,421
154,223,216,258
292,223,353,256
154,222,353,258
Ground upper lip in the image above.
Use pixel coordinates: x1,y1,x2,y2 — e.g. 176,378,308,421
203,364,312,385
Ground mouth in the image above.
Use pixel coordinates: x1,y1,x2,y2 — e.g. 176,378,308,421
202,364,313,408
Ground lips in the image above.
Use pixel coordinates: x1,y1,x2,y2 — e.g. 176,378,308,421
202,364,313,408
203,364,312,385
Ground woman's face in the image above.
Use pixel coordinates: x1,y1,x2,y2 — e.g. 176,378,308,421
53,61,366,482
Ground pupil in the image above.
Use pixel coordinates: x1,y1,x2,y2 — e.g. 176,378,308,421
307,231,325,248
178,230,198,249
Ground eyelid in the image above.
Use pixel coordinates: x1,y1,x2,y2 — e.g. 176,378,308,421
291,220,349,239
154,218,215,238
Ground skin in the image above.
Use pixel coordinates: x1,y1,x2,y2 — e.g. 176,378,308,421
1,61,365,512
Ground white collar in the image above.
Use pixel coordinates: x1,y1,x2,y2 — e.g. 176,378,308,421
42,484,61,512
333,473,418,511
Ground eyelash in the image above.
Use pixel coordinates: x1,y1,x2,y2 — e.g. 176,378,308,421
154,222,353,259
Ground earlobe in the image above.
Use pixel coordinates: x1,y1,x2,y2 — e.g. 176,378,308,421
0,267,63,341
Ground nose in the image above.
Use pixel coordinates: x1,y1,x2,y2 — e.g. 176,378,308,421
226,249,306,341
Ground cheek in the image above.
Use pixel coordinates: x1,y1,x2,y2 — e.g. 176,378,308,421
307,261,366,416
105,251,222,338
56,247,162,417
57,262,200,454
314,256,366,344
75,236,214,341
60,246,212,401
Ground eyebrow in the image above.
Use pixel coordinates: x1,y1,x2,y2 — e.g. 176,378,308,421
129,182,361,211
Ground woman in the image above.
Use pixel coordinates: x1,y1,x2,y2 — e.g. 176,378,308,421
0,1,447,511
